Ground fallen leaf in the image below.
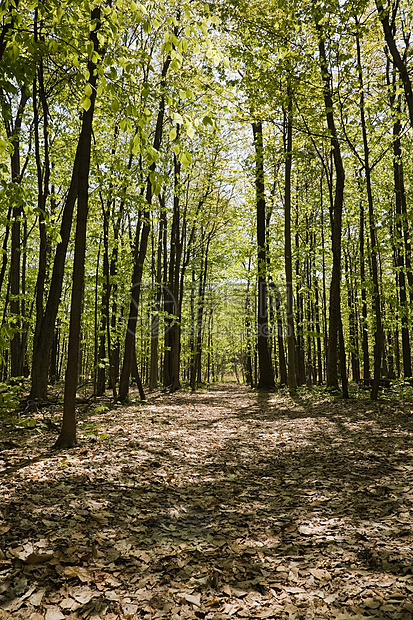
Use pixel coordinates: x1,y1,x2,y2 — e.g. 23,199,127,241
298,525,314,535
308,568,331,581
255,609,276,619
223,602,240,615
63,566,90,582
122,603,138,617
177,592,201,607
231,587,248,598
70,586,95,604
29,590,46,606
45,607,65,620
60,597,76,610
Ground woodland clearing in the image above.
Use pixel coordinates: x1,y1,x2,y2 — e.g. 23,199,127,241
1,383,413,619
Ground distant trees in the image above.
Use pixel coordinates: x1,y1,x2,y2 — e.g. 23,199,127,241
1,0,413,445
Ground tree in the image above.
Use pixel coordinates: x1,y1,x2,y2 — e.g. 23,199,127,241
282,88,297,392
316,24,347,394
252,121,275,389
54,6,102,448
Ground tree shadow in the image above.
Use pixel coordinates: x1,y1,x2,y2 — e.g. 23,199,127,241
1,383,413,617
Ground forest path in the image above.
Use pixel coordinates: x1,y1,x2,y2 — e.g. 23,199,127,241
1,383,413,619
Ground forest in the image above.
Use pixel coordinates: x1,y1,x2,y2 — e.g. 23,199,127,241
0,0,412,441
1,0,413,618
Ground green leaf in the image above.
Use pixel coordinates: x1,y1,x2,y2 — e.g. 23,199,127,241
171,112,184,124
81,97,91,111
186,124,195,139
180,151,192,168
0,137,8,155
169,126,177,141
85,83,93,97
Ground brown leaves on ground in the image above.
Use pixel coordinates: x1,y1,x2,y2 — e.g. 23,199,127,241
1,383,413,619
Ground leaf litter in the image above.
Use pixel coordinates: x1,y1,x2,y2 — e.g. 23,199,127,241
1,383,413,618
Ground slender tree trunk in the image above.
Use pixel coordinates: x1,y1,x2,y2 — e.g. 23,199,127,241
190,233,211,391
4,87,28,378
283,91,297,392
30,118,83,398
245,302,254,387
295,206,305,385
320,179,328,381
345,248,360,383
355,28,383,400
391,90,412,377
49,320,60,384
54,7,101,448
164,144,182,391
149,203,165,389
244,260,254,387
118,56,171,401
252,121,274,389
32,12,51,381
315,279,323,384
275,291,287,386
317,32,346,392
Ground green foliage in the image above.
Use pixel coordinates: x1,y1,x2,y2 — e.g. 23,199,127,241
0,380,21,415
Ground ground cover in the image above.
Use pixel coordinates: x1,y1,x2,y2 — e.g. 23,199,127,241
1,383,413,619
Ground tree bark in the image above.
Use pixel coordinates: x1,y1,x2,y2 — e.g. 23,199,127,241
164,144,183,391
118,56,171,401
390,86,411,378
30,123,81,398
283,91,297,392
149,202,165,389
317,32,346,392
252,120,274,389
355,27,383,400
3,87,28,377
54,7,101,448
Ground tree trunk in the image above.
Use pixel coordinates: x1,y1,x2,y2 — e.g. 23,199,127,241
283,92,297,392
317,32,346,392
4,87,28,378
345,247,360,383
275,290,287,386
54,8,101,448
391,88,411,377
149,202,165,389
190,233,211,391
118,56,171,401
252,121,274,389
164,144,182,391
295,207,305,385
30,117,82,398
315,279,323,384
355,28,383,400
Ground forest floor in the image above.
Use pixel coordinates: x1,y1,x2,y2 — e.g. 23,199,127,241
1,383,413,620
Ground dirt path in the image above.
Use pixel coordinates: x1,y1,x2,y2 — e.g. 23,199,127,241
1,383,413,619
